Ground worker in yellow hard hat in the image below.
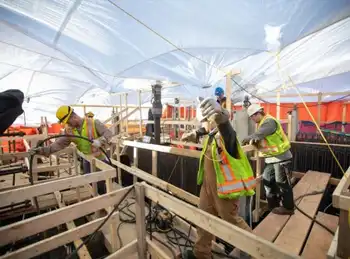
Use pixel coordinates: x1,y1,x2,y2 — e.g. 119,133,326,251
32,105,113,194
85,111,94,118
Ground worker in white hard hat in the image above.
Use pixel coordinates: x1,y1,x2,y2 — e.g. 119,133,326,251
242,104,294,215
181,97,256,259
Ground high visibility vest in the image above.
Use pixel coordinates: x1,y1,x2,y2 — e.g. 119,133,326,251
197,133,256,199
257,115,291,157
68,118,104,159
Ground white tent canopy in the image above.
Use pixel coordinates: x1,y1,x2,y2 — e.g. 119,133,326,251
0,0,350,124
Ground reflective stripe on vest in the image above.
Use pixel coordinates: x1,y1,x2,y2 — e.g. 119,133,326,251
86,118,101,157
257,115,290,157
214,136,256,194
259,139,279,153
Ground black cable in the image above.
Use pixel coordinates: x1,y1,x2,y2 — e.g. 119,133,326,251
64,186,134,259
294,191,336,235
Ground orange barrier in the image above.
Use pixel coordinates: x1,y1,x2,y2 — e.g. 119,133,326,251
48,123,63,134
162,101,349,123
162,105,197,119
0,126,39,153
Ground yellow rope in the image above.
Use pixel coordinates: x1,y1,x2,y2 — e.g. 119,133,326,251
273,51,349,227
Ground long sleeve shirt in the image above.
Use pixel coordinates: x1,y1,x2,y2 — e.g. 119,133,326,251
43,119,113,155
248,118,292,164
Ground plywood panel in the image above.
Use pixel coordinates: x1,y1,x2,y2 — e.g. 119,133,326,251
273,171,331,255
302,212,338,259
253,171,321,241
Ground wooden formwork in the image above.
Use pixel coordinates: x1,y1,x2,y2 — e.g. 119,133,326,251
329,168,350,259
0,132,346,259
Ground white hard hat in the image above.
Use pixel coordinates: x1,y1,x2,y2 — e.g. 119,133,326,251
247,104,263,117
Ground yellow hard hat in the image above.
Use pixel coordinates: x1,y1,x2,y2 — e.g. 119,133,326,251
86,111,94,117
56,105,73,124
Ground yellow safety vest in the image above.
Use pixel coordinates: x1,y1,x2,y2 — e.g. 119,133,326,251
197,133,256,199
67,118,104,159
257,115,291,157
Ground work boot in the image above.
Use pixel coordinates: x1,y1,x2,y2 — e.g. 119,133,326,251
272,206,294,215
266,195,280,211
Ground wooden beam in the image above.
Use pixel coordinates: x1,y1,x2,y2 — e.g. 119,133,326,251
292,171,340,186
226,71,232,115
253,171,328,242
273,172,331,254
337,209,350,258
110,158,199,206
32,163,72,173
301,212,339,259
260,90,350,98
146,238,172,259
327,227,339,259
135,184,147,259
332,167,350,209
119,140,256,159
54,191,92,259
0,134,47,142
0,169,116,207
0,212,119,259
0,186,133,246
103,107,127,124
104,239,137,259
143,183,300,259
317,92,323,126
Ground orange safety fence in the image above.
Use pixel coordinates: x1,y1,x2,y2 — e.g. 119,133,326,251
0,126,39,153
162,105,197,119
163,101,350,123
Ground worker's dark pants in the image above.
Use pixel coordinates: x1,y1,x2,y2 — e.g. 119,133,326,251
82,158,107,195
262,161,294,210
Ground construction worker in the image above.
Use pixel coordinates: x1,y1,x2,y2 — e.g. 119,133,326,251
214,87,227,108
242,104,294,215
181,98,256,259
85,111,94,119
31,105,113,194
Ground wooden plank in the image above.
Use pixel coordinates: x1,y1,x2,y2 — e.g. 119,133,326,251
104,239,137,259
302,212,339,259
32,163,72,173
143,183,301,259
0,212,119,259
274,171,331,255
327,227,339,259
135,184,147,259
110,158,199,206
54,191,92,259
253,171,323,242
119,140,256,159
337,209,350,258
292,171,340,186
0,169,115,207
146,237,172,259
0,186,133,246
332,167,350,210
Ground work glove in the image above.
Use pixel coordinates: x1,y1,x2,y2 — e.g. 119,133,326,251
242,137,259,146
200,97,229,125
181,130,197,143
91,139,102,148
200,97,222,119
241,137,251,146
